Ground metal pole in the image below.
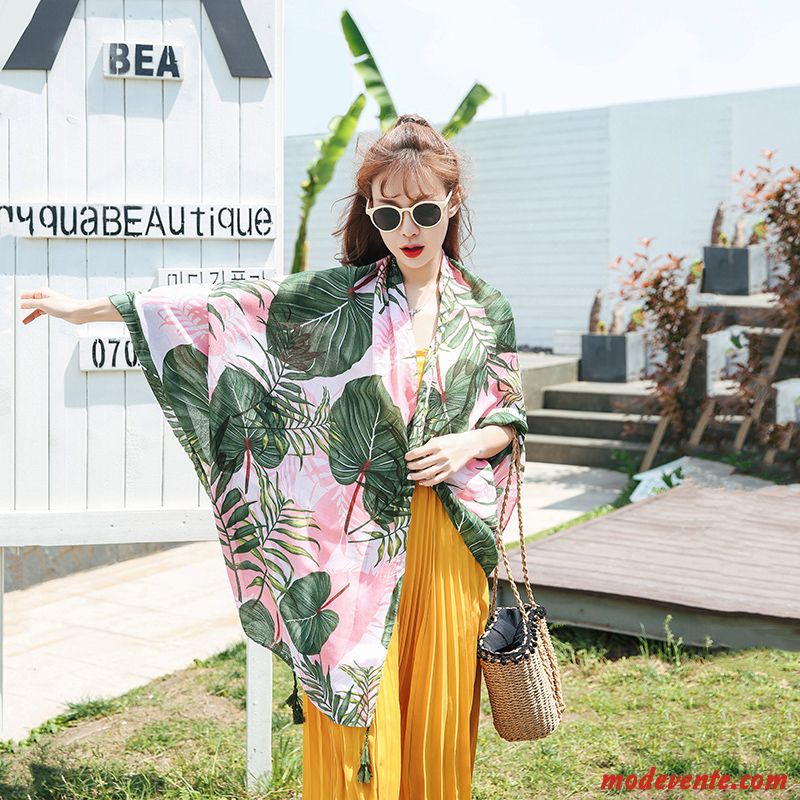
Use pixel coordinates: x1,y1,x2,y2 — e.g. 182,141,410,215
245,638,273,792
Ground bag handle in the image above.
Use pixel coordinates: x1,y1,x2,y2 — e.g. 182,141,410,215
489,434,536,622
487,433,566,714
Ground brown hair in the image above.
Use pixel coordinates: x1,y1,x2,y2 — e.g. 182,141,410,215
332,113,473,266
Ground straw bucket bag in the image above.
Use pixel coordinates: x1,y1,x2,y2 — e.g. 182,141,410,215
477,434,566,740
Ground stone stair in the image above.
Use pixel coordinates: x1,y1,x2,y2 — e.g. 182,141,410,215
523,289,796,470
525,381,666,468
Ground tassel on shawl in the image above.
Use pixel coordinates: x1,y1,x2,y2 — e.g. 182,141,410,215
284,672,305,724
357,722,372,783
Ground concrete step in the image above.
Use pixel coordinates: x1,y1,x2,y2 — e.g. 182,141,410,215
695,291,783,327
524,432,655,469
543,380,655,414
744,328,800,360
519,352,579,410
527,408,659,441
774,361,800,382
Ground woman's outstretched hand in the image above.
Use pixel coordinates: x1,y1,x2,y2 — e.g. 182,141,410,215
19,287,81,325
19,289,122,324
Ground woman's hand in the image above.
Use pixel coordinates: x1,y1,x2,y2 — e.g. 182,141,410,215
405,426,516,486
19,287,81,325
405,432,475,486
19,289,122,324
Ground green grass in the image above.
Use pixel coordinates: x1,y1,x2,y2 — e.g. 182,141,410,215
0,624,797,799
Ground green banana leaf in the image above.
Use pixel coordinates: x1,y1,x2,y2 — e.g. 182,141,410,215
291,93,366,273
440,83,492,139
340,11,397,133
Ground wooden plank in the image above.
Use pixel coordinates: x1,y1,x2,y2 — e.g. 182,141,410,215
47,0,88,514
200,0,241,272
239,0,279,277
506,483,800,619
493,581,800,652
0,547,4,733
163,0,205,509
640,310,704,470
688,396,716,447
6,58,49,511
0,116,12,513
240,1,280,788
86,0,127,510
246,636,273,792
123,0,166,509
0,508,216,546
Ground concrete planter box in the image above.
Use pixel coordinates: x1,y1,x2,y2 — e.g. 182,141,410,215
774,378,800,425
580,331,646,382
701,244,768,295
552,329,583,355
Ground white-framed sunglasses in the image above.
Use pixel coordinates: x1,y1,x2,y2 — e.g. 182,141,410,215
365,189,453,232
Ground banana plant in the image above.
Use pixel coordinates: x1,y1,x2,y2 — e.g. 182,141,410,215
340,10,491,139
291,94,366,274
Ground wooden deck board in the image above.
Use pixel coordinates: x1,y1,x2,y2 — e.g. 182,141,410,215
504,482,800,620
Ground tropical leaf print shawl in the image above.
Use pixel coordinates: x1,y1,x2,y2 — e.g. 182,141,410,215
109,250,526,748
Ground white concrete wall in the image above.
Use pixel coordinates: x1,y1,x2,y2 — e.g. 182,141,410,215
285,85,800,348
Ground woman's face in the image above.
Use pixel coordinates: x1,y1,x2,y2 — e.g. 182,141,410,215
368,170,459,276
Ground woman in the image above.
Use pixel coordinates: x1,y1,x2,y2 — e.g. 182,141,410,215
19,113,527,799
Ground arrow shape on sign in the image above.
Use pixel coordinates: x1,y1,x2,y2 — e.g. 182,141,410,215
3,0,271,78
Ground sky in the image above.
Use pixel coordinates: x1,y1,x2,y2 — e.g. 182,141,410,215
285,0,800,136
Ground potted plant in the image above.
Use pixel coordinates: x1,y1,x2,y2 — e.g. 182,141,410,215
580,288,646,382
609,239,706,445
700,201,768,295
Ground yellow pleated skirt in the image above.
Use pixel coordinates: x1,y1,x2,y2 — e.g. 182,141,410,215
301,348,491,800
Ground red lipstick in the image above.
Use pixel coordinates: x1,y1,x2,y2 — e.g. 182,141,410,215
400,245,424,259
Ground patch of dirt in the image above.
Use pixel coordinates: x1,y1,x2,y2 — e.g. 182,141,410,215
50,668,245,763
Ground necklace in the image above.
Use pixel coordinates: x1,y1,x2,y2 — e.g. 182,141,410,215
408,281,437,319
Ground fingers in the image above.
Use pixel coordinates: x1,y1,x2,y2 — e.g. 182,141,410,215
415,467,447,487
22,308,44,325
19,289,49,324
408,459,448,482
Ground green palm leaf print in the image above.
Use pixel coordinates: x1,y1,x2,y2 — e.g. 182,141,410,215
238,598,275,646
161,344,211,466
265,267,373,377
280,571,342,656
328,375,408,531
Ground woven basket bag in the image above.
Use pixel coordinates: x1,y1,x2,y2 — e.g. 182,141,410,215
477,434,566,741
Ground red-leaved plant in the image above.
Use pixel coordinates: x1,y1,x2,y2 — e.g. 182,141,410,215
725,150,800,454
611,238,704,441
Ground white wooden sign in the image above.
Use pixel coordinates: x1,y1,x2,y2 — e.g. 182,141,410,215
158,265,281,285
0,203,276,238
79,333,138,372
2,0,282,780
104,42,184,80
1,0,283,508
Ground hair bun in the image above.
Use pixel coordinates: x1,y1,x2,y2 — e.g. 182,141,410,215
394,113,431,128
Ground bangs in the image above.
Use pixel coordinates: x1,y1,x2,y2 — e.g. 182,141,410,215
378,157,439,203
